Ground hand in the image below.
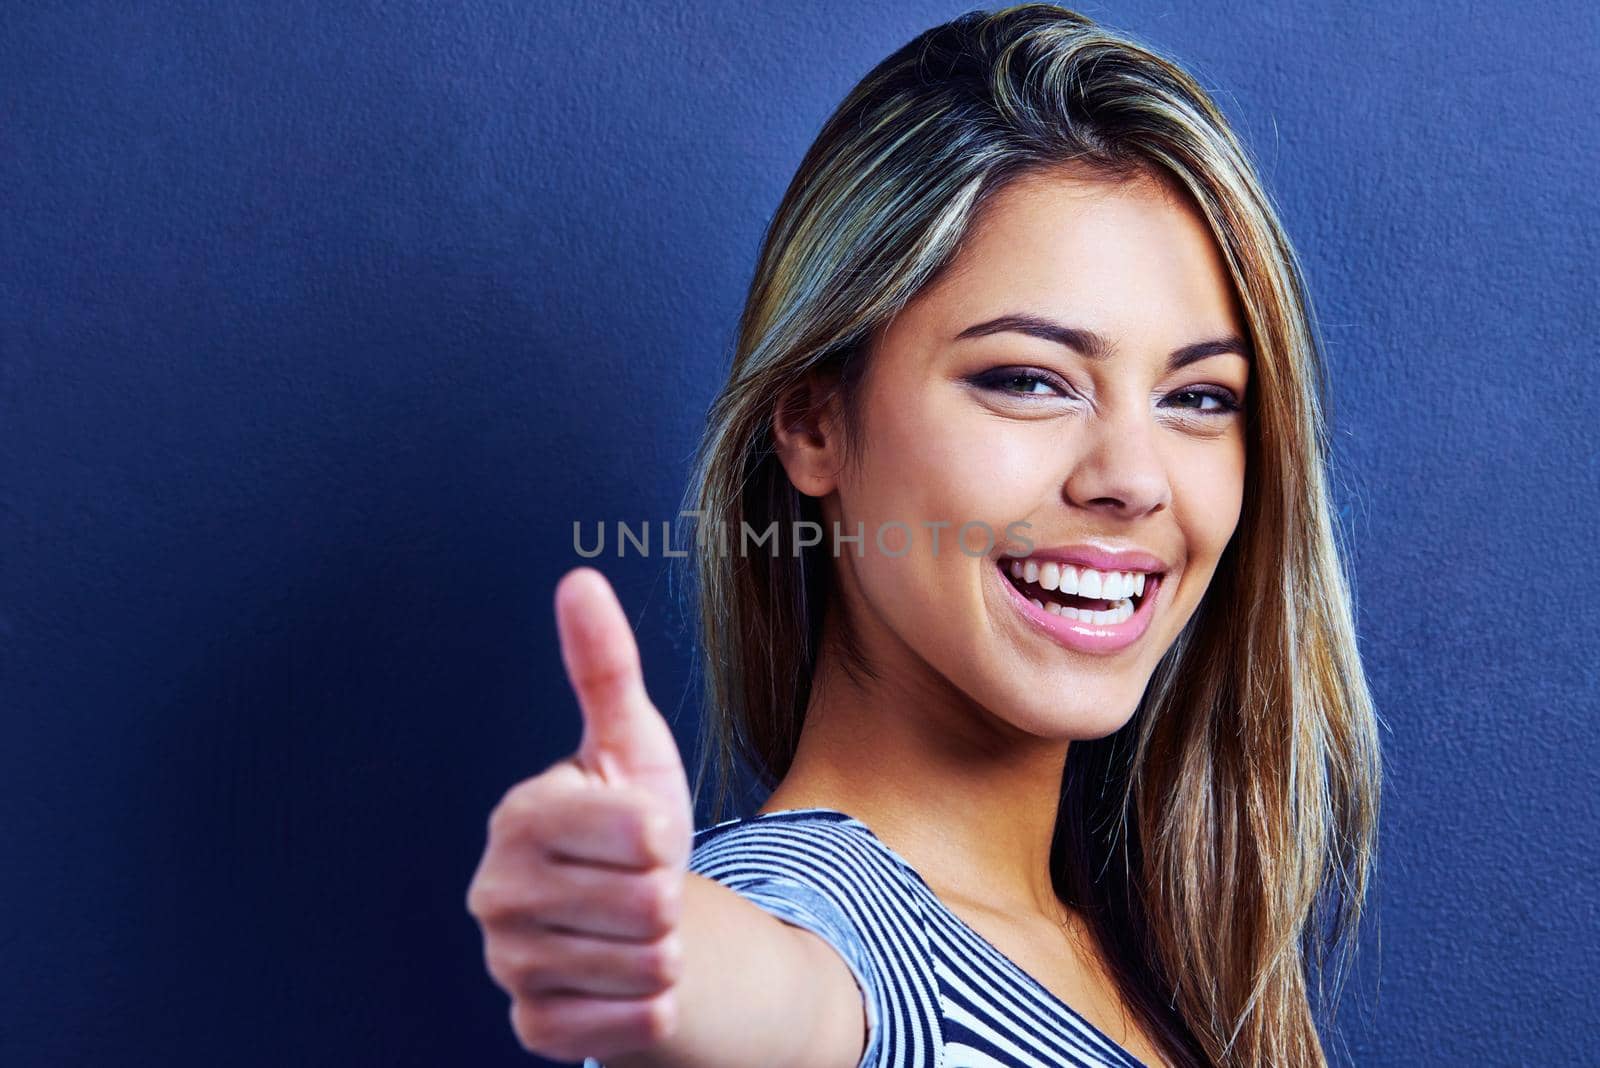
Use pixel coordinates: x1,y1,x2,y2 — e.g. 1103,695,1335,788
467,567,694,1062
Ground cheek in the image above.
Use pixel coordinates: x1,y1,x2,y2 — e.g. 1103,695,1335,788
845,398,1049,557
1171,437,1246,562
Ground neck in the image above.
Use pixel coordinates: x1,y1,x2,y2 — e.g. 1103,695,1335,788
768,598,1072,921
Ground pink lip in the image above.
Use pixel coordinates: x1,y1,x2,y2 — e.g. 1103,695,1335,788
1003,543,1169,575
995,560,1162,654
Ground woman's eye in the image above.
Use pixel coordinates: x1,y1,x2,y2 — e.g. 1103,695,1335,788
1165,387,1242,415
976,368,1067,397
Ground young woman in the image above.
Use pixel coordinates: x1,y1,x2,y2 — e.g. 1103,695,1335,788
467,6,1381,1067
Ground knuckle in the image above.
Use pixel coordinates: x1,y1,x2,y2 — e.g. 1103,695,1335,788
483,944,516,986
486,942,544,987
509,998,553,1053
517,878,550,917
489,792,543,839
473,876,556,927
468,880,521,924
637,934,683,989
616,804,659,861
511,997,583,1060
517,999,588,1063
632,809,670,864
465,878,501,920
493,773,575,837
465,881,485,918
514,997,588,1061
635,990,679,1046
637,870,682,935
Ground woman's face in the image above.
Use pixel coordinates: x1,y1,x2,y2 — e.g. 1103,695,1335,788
792,167,1250,740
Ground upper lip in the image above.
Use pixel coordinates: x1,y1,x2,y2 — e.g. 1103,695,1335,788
1001,542,1170,575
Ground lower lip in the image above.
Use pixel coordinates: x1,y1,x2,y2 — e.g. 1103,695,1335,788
996,562,1162,655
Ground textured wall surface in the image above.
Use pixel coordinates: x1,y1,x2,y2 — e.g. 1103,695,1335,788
3,1,1595,1065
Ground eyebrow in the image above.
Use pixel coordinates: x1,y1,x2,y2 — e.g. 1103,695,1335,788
954,313,1253,371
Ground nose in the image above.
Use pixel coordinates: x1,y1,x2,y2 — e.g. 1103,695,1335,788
1061,401,1172,518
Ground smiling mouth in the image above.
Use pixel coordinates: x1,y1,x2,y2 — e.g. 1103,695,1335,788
997,558,1161,625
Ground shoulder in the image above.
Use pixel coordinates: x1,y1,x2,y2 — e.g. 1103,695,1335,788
688,809,944,1065
690,808,917,901
689,808,933,949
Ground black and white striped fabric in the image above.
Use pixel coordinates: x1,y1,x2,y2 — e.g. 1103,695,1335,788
655,807,1151,1068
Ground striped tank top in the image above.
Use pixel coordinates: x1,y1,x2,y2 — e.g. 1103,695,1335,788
586,807,1150,1068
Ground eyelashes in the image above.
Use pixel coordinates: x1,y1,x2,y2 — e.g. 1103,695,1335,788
978,369,1065,397
1166,387,1243,414
970,367,1243,416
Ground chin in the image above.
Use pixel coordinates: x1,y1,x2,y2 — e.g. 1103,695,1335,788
995,689,1143,742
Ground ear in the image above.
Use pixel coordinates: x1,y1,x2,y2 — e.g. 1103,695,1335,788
771,369,844,499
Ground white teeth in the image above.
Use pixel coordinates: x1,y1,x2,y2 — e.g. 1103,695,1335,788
1057,565,1078,595
1026,597,1136,624
1003,557,1155,620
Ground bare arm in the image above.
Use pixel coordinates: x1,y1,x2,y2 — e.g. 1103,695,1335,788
606,873,870,1068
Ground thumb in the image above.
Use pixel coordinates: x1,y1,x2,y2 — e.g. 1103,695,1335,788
554,567,692,825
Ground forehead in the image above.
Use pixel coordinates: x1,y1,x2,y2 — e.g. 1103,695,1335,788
907,167,1245,344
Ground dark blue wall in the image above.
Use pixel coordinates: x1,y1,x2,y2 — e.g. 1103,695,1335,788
3,2,1594,1064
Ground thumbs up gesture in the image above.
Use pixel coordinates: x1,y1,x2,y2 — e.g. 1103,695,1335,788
467,567,694,1062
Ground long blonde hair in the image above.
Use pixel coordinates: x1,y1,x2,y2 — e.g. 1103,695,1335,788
672,5,1381,1064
